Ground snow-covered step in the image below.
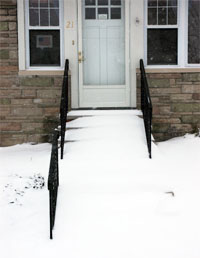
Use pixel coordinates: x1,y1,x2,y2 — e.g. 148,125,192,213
64,110,148,160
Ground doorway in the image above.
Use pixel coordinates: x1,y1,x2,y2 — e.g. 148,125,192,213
78,0,130,107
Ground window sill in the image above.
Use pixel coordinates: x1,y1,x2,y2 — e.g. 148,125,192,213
18,70,71,76
136,67,200,74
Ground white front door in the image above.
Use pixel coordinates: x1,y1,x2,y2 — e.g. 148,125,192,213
78,0,130,108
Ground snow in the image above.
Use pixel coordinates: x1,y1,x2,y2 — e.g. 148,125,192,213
0,111,200,258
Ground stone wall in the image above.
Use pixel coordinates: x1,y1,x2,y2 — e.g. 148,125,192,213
0,0,70,146
137,72,200,141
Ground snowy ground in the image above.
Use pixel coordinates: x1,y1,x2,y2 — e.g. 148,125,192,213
0,110,200,258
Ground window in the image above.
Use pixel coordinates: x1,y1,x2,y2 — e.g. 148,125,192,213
26,0,63,68
146,0,200,67
147,0,178,65
188,0,200,64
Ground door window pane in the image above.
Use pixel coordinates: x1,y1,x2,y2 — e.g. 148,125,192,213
188,0,200,64
98,8,109,19
147,29,178,65
85,8,96,19
111,8,121,19
98,0,108,5
29,30,60,66
111,0,121,5
85,0,96,5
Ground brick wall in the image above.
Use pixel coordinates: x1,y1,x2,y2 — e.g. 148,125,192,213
0,0,70,146
137,72,200,141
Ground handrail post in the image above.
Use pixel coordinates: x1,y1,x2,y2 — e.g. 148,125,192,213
48,129,59,239
60,59,69,159
139,59,153,159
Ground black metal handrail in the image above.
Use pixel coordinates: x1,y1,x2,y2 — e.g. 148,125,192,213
60,59,69,159
140,59,153,159
48,129,59,239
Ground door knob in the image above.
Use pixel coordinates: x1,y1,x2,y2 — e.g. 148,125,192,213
78,51,85,63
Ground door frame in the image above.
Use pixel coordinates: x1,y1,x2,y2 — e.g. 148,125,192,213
77,0,131,108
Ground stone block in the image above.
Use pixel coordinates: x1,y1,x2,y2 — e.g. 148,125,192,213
27,134,49,144
37,89,61,98
0,122,21,131
193,93,200,100
54,77,63,86
8,9,17,15
20,77,53,87
0,32,9,38
0,99,11,104
12,107,43,116
11,99,33,105
8,22,16,30
0,65,18,72
0,134,26,147
22,89,36,98
0,15,16,22
153,118,181,124
0,37,17,44
150,88,181,95
170,79,176,86
0,49,9,59
172,103,200,112
152,105,160,115
0,0,17,5
0,22,8,31
183,73,200,82
181,115,200,124
149,78,170,87
169,123,193,132
0,89,21,97
170,94,193,101
22,122,44,132
152,123,170,133
0,9,8,15
157,95,170,103
182,85,200,93
0,77,18,88
148,73,181,79
159,106,171,115
44,107,59,115
33,98,60,105
0,107,10,115
9,50,17,59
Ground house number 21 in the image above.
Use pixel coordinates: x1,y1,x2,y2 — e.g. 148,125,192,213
66,21,74,29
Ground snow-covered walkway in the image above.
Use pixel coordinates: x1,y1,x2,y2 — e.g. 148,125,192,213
1,110,200,258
